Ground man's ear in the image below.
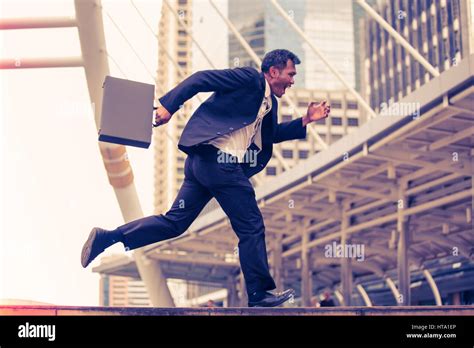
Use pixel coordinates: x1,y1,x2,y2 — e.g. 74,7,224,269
269,66,279,79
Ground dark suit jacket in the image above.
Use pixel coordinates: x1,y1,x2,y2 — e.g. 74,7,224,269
159,67,307,178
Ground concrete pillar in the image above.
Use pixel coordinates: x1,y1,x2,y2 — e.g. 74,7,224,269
239,272,247,307
134,254,175,307
397,184,411,306
340,202,353,306
301,222,312,306
226,275,238,307
272,235,283,291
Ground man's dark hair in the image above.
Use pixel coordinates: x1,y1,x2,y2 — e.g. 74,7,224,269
261,49,301,73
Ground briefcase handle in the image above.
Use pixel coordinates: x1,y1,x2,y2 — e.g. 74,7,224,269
152,106,163,128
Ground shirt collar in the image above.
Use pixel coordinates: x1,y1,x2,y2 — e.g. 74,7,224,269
264,79,271,98
259,72,271,97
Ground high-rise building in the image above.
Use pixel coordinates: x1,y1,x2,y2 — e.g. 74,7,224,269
152,0,231,305
353,0,378,92
99,274,151,307
228,0,356,90
303,0,356,90
228,0,362,181
361,0,472,112
154,0,194,214
98,255,191,307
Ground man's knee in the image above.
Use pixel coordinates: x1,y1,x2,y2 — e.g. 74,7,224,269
232,218,265,237
159,211,191,237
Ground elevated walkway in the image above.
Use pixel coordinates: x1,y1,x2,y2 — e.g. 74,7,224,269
1,305,473,316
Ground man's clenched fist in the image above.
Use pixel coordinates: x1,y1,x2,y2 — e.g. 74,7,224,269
153,105,172,127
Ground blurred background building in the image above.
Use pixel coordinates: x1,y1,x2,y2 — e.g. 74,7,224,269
228,0,356,90
100,274,151,307
154,0,194,214
361,0,470,112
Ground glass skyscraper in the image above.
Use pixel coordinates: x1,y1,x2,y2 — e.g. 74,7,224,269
361,0,471,112
228,0,356,90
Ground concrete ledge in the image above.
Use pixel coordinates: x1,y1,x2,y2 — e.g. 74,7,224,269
1,305,473,316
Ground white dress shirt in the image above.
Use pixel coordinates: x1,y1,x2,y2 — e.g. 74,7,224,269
208,79,272,162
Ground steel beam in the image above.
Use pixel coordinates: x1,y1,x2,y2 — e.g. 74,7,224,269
149,251,238,267
0,16,77,29
396,184,411,306
423,269,442,306
416,234,470,259
356,284,373,307
356,0,439,77
0,57,83,69
385,277,402,304
334,290,344,305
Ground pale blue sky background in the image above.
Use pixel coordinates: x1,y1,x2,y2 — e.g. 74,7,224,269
0,0,227,305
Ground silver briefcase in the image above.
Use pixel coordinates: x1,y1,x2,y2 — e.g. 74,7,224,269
99,75,155,149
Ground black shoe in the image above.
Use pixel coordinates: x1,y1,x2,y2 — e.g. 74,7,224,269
248,289,295,307
81,227,110,268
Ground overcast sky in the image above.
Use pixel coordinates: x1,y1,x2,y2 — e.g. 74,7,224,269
0,0,227,306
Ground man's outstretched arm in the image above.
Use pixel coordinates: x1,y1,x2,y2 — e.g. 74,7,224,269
273,101,330,143
154,67,260,126
273,117,307,143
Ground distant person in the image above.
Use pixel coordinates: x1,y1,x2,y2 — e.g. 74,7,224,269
206,300,216,308
319,292,336,307
81,49,330,307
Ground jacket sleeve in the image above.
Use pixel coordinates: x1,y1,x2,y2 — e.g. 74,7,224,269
159,67,260,115
273,117,307,143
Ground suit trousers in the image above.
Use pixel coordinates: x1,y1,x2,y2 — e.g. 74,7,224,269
114,145,276,296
